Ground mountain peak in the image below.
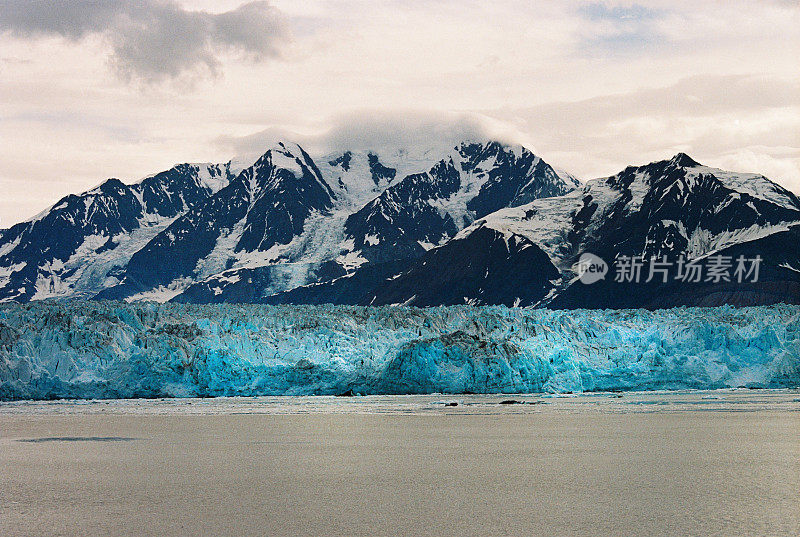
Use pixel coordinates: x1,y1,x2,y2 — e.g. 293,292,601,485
669,152,700,167
456,139,525,158
250,141,305,162
93,177,127,193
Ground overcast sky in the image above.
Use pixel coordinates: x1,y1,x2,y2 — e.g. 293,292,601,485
1,0,798,226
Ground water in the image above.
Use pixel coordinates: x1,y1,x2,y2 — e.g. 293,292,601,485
1,390,799,536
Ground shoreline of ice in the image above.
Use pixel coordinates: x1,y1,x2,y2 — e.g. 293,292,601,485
1,302,798,401
2,389,799,416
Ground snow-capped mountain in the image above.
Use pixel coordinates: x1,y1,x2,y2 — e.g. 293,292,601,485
452,153,800,267
360,153,800,307
97,142,338,301
342,141,578,264
0,161,238,302
1,144,798,308
138,140,578,303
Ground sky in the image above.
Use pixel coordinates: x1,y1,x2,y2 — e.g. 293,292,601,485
0,0,798,226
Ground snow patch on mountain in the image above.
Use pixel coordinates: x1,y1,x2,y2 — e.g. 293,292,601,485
686,223,793,259
457,190,583,268
696,166,798,211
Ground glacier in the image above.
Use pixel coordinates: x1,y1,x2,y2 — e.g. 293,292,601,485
0,301,798,400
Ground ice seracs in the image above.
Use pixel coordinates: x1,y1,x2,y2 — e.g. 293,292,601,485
0,301,797,400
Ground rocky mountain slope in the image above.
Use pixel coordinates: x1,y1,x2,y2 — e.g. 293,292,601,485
277,153,800,307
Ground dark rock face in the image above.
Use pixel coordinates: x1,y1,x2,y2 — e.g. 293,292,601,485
234,149,335,253
364,225,561,307
328,151,352,171
344,159,462,263
462,141,576,218
261,259,414,306
548,224,800,310
367,153,396,184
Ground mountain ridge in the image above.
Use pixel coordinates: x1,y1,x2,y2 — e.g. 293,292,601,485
255,151,800,308
1,141,798,309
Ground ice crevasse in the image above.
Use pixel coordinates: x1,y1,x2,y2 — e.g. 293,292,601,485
0,301,798,400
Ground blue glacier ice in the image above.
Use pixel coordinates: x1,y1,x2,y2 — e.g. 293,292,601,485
0,301,798,400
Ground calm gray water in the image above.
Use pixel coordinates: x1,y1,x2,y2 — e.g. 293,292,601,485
1,390,799,536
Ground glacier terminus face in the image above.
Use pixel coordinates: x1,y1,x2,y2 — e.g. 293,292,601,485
0,301,797,400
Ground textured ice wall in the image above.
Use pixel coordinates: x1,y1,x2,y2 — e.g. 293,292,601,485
1,302,798,400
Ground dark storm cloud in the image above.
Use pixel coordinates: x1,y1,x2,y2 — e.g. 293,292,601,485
0,0,290,82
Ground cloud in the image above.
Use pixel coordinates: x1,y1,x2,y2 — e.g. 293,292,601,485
579,3,661,21
490,74,800,191
577,2,668,56
315,111,521,156
214,110,529,161
502,75,800,129
0,1,290,83
198,73,800,196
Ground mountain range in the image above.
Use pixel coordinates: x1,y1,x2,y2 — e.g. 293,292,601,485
1,140,798,308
